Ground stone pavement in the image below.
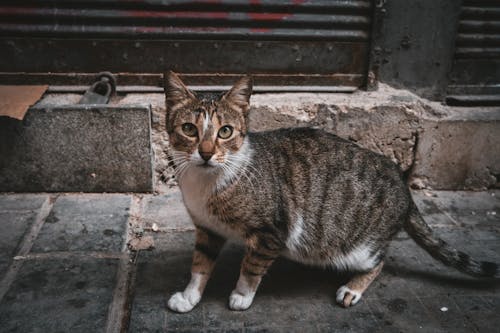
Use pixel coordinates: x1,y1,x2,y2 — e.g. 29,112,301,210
0,190,499,333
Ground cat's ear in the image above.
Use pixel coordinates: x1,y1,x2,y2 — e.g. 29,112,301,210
164,71,196,112
222,75,253,114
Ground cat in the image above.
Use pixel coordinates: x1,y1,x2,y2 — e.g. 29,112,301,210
163,71,499,313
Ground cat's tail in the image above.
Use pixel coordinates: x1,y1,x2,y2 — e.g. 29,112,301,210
405,203,499,278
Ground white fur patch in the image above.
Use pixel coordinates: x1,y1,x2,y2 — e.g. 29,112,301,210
167,273,203,313
176,143,252,240
229,292,255,311
285,241,379,271
174,137,253,239
332,243,379,271
178,155,214,223
229,275,256,311
202,111,210,132
336,285,362,306
286,213,304,252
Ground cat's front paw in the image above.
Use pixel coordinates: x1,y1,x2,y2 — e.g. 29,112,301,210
229,291,255,311
336,285,363,308
167,291,200,313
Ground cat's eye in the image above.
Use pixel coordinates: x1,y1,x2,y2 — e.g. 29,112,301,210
218,126,233,139
181,123,198,137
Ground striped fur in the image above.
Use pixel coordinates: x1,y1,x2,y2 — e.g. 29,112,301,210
164,72,499,313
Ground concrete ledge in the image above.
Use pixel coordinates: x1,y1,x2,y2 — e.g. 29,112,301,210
31,85,500,192
412,110,500,190
248,87,433,172
248,88,500,190
0,105,153,192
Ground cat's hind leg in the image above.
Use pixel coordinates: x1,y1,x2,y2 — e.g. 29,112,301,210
168,226,225,313
336,261,384,308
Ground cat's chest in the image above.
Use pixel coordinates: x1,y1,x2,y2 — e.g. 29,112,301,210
178,169,241,240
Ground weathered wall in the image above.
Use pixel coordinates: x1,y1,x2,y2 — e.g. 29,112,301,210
369,0,462,100
21,85,500,193
412,111,500,190
249,92,427,172
115,84,499,192
250,89,500,190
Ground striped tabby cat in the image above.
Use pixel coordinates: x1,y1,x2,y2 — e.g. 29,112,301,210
164,71,498,313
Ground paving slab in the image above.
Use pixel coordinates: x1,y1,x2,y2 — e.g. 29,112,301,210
129,232,194,333
129,190,500,332
0,258,118,333
370,297,445,333
418,296,477,333
0,194,48,212
141,191,194,232
0,194,47,279
1,190,498,332
0,212,36,278
412,190,500,227
378,230,500,299
452,296,500,333
31,194,130,253
130,232,380,332
430,191,500,228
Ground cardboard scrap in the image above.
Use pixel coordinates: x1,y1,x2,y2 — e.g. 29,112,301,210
0,85,48,120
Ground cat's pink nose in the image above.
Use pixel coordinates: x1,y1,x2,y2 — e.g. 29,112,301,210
199,151,213,161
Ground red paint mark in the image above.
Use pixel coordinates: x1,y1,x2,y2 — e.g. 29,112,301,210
128,10,229,19
134,26,229,33
0,7,41,15
248,12,291,21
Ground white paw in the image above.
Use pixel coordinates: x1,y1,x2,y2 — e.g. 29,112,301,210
167,291,200,313
229,291,255,311
336,285,362,308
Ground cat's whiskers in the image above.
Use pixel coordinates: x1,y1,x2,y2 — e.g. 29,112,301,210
169,151,192,180
168,157,189,167
227,154,262,187
218,161,239,190
233,156,262,181
167,151,189,163
224,158,258,193
216,160,239,190
174,161,188,178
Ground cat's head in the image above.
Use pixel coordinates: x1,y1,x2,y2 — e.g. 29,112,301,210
164,71,253,171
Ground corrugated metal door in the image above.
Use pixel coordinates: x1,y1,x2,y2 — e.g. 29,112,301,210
0,0,373,91
447,1,500,105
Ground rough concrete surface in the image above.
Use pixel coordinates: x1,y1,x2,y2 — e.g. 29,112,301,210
31,194,130,253
140,190,193,232
112,84,499,192
0,190,499,332
0,194,48,280
8,84,499,193
117,94,176,194
0,258,118,333
0,105,153,192
413,118,500,190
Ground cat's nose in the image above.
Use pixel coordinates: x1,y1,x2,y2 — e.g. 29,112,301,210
199,151,213,162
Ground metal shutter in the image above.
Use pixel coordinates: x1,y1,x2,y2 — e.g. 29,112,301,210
0,0,373,91
447,0,500,105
